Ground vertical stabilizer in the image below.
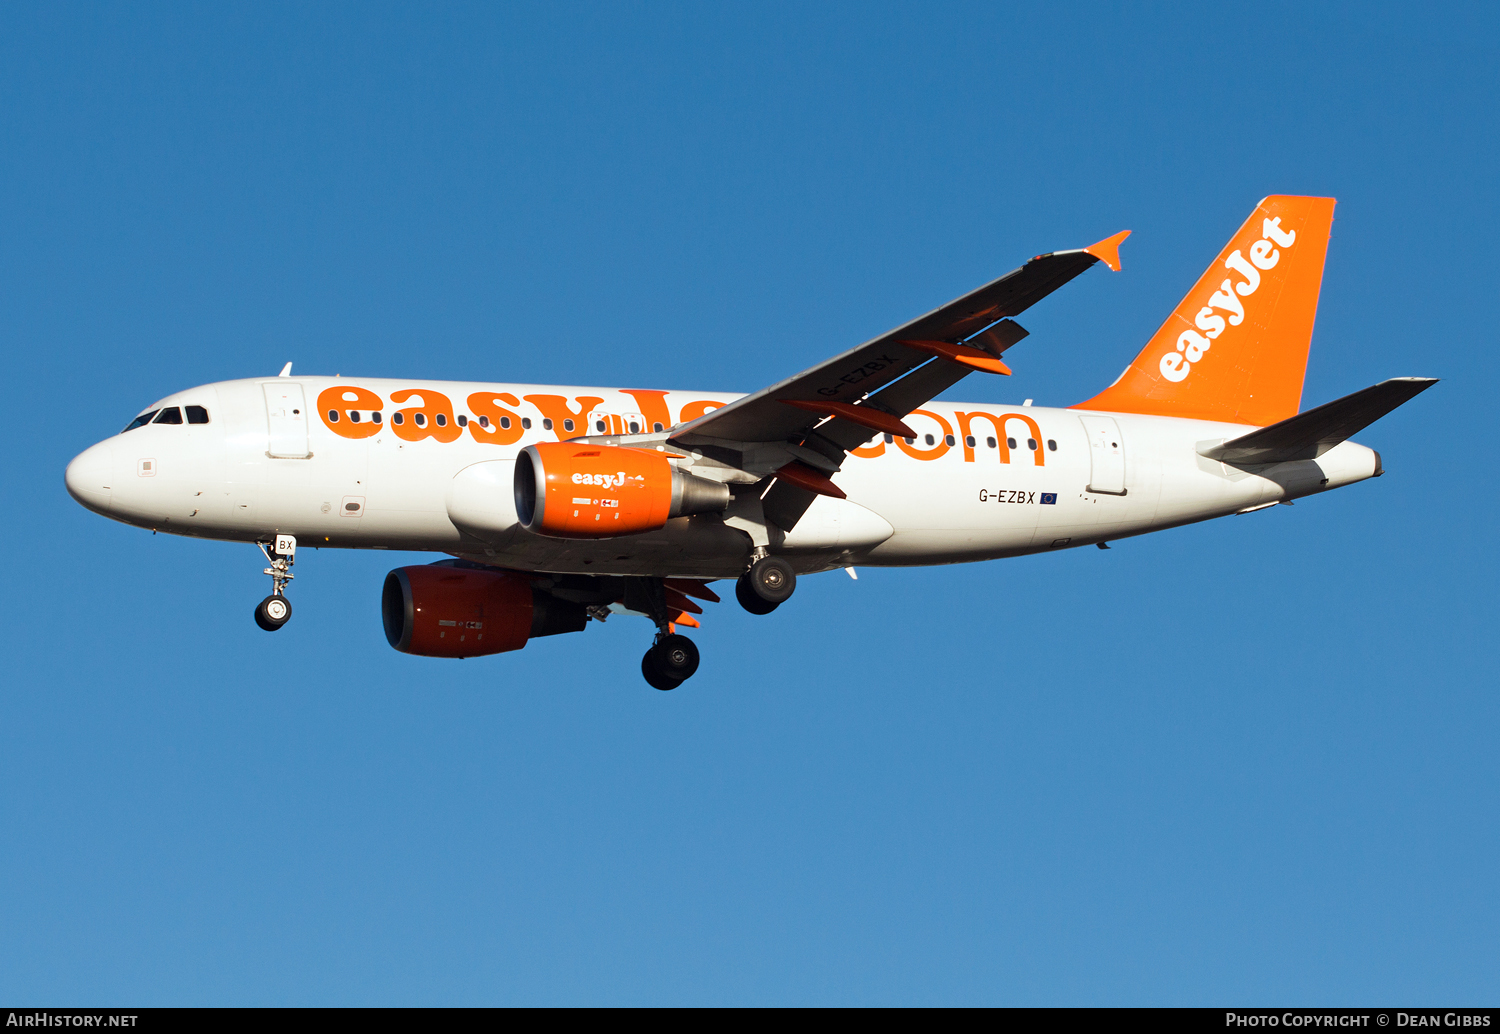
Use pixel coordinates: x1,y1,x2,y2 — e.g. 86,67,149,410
1074,196,1336,426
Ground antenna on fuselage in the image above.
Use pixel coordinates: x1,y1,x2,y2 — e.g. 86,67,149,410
278,362,293,377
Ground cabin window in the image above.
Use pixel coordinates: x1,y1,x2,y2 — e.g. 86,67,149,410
904,437,915,445
944,434,955,447
965,435,975,448
884,434,893,444
987,437,996,448
435,414,447,427
185,405,209,424
1027,438,1037,450
153,407,183,425
371,411,382,424
496,416,507,429
653,422,664,433
596,419,606,432
1047,439,1056,451
1007,437,1017,449
327,409,339,422
123,410,159,432
414,413,426,427
628,421,640,434
456,414,467,427
563,419,575,432
923,434,935,446
349,411,361,423
392,413,404,425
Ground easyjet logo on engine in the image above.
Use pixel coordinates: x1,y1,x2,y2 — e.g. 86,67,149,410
572,471,630,488
1159,216,1298,383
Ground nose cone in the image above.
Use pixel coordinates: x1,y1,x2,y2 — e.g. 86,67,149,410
65,441,116,515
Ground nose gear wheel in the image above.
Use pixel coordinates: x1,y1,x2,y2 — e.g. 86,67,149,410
255,594,293,631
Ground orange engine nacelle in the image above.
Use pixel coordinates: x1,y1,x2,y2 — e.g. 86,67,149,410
381,564,587,659
514,442,730,539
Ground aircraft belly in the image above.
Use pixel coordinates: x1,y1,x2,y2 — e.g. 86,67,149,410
455,515,752,578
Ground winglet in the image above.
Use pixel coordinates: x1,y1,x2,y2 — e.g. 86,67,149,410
1084,230,1131,272
278,362,293,377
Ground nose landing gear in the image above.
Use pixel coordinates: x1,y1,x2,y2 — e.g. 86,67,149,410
254,535,297,632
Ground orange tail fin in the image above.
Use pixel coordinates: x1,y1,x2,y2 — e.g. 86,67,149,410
1073,195,1336,426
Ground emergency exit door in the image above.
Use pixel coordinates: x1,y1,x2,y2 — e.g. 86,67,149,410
1079,415,1126,495
263,382,311,458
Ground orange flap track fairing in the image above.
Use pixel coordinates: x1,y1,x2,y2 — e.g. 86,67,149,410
780,400,918,440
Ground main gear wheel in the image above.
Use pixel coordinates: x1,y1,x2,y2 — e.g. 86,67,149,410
736,555,796,614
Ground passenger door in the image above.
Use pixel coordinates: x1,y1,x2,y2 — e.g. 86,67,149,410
586,410,649,436
263,383,311,459
1079,415,1126,495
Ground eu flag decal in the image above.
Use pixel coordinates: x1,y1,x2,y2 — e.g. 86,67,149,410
1040,493,1057,505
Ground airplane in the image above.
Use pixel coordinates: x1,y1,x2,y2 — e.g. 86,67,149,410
65,195,1436,689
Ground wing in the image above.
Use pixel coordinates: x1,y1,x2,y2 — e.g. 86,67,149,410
670,230,1128,450
664,231,1127,529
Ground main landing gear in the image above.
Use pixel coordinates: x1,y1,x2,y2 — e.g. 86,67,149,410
624,575,704,691
640,554,793,686
641,632,701,691
736,554,796,615
254,535,297,632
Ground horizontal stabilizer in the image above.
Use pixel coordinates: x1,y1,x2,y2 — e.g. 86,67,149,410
1199,377,1438,465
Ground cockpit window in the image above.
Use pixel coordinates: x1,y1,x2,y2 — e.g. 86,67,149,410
122,410,159,432
186,405,209,424
153,407,183,425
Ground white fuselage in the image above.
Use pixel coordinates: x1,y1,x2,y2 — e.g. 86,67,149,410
64,376,1381,579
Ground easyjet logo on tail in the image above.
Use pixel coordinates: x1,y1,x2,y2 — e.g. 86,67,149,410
1073,194,1335,427
1160,217,1297,383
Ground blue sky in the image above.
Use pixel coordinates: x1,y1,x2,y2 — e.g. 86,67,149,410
2,2,1496,1005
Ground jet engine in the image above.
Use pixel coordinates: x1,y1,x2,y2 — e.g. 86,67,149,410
382,563,588,658
514,442,730,539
